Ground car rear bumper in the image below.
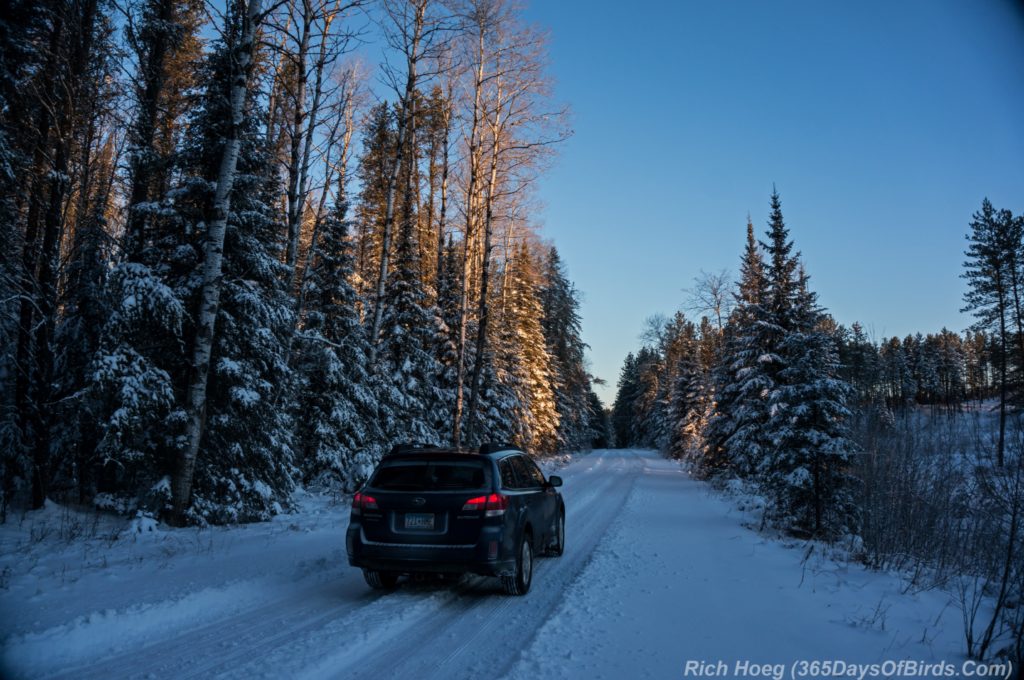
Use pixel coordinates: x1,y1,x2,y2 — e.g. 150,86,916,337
346,526,515,577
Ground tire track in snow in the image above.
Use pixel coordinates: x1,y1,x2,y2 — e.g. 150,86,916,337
28,450,642,680
329,450,644,680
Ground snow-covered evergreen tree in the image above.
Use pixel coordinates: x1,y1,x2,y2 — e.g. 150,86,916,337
51,211,110,502
667,329,710,460
292,195,383,490
94,27,296,523
172,35,296,523
493,244,560,452
540,247,594,451
628,347,664,448
376,192,445,446
704,216,770,477
433,236,463,440
763,272,860,538
611,352,638,447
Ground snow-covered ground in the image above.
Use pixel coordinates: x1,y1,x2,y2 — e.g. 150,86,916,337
0,450,972,679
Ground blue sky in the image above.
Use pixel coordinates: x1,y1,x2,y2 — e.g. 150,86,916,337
518,0,1024,405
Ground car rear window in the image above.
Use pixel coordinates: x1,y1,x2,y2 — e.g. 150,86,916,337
370,461,489,491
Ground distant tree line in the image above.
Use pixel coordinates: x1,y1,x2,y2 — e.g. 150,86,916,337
0,0,607,525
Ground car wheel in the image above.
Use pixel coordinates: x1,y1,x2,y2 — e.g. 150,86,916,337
363,569,400,590
546,510,565,557
501,533,533,596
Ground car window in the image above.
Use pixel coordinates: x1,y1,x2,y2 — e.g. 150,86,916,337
508,456,540,489
371,461,488,491
522,457,547,487
498,458,520,489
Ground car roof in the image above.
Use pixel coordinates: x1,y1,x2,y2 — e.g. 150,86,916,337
383,442,526,459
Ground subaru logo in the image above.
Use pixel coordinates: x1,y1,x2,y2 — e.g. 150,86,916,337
412,497,426,506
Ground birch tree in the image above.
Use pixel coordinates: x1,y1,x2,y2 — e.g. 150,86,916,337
268,0,363,271
367,0,448,359
174,0,268,525
457,3,568,446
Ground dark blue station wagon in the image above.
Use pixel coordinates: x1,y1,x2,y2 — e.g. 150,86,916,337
346,444,565,595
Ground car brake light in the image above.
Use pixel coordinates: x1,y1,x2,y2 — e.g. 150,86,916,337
484,493,508,517
462,493,508,516
352,492,378,513
462,495,487,511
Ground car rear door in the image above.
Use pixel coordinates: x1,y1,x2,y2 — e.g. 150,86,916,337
521,455,558,538
497,456,530,534
506,455,549,544
362,458,492,545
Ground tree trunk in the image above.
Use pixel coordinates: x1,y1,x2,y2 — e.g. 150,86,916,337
24,0,100,509
998,290,1008,468
14,8,65,507
435,92,451,294
368,2,426,359
463,131,502,445
451,33,486,448
284,1,311,269
173,0,264,525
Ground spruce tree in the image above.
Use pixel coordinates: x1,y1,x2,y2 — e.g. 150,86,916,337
292,195,383,489
177,36,296,523
493,245,560,452
540,247,593,451
628,347,663,448
612,353,639,447
667,322,712,461
705,216,770,477
94,27,297,523
432,237,462,439
763,273,859,538
376,189,445,446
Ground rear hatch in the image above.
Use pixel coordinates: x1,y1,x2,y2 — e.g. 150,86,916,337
362,456,493,545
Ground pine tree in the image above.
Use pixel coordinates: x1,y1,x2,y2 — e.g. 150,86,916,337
292,195,383,489
94,18,297,524
962,198,1019,466
629,347,663,448
763,273,859,538
353,103,396,295
586,389,611,449
667,320,712,461
376,185,445,446
123,0,204,260
837,322,881,405
705,216,770,477
51,210,110,503
540,247,593,451
433,236,462,438
175,29,296,523
612,352,638,447
493,244,560,452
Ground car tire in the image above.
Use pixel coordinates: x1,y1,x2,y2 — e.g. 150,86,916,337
363,569,400,590
501,533,533,596
546,510,565,557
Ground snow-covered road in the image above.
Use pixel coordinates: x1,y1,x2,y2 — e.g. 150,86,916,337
1,449,966,679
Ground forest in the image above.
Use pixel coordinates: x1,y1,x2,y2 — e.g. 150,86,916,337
611,192,1024,663
0,0,608,527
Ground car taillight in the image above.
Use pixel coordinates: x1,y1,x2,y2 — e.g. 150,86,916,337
484,493,508,517
462,495,487,512
462,493,508,516
352,492,378,513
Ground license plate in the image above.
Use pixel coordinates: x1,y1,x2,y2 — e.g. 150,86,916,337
404,513,434,530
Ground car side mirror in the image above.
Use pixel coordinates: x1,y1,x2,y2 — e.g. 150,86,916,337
547,475,563,488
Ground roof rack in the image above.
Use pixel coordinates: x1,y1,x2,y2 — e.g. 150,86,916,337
477,442,522,455
386,442,441,456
